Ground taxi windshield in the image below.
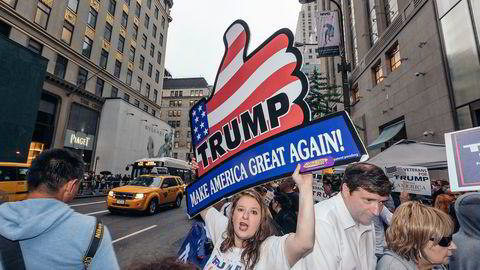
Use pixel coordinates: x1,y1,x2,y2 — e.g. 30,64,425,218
129,177,161,187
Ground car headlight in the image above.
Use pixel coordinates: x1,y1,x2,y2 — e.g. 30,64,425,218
108,191,114,197
135,193,144,199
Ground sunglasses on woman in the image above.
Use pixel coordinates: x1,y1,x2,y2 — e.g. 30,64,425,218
430,236,452,247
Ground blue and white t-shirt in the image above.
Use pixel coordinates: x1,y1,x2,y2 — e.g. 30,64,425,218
203,208,290,270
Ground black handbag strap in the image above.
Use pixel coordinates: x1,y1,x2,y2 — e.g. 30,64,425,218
83,218,104,270
0,235,26,270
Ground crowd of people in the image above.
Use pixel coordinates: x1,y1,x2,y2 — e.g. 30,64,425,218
77,173,132,196
0,148,478,270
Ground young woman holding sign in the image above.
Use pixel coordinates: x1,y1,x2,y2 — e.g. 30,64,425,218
197,163,314,270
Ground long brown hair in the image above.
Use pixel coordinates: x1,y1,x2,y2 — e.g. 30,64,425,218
220,189,275,270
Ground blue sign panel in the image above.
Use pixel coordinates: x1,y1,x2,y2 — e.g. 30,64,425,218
186,111,368,217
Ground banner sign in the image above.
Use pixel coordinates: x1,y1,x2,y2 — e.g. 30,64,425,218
316,11,340,57
187,112,368,216
445,127,480,192
385,165,431,195
313,179,329,202
187,20,367,217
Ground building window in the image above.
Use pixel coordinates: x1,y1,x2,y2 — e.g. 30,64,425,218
144,14,150,29
146,83,150,97
174,142,179,148
77,67,88,87
366,0,378,45
179,91,183,97
137,76,142,91
175,131,180,138
54,54,68,79
67,0,79,12
169,100,174,107
87,8,98,28
154,6,159,19
114,60,122,78
173,153,178,158
126,69,132,85
129,46,135,62
157,51,162,64
134,99,140,107
103,23,113,42
148,63,153,77
187,131,191,138
155,70,160,83
161,16,165,28
95,78,104,97
35,1,51,29
372,62,384,85
152,24,157,38
99,49,108,69
61,21,74,44
82,36,93,58
152,109,156,116
108,0,116,15
153,89,158,102
139,55,145,70
150,43,155,57
124,93,130,102
111,86,118,97
387,43,401,72
135,2,141,17
143,104,148,112
190,100,194,107
147,0,151,9
159,33,163,47
132,23,138,40
142,34,147,48
121,11,128,28
27,39,43,54
351,85,360,104
385,0,398,26
117,35,125,52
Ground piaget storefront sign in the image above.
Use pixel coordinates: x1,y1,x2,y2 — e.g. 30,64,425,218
64,129,95,151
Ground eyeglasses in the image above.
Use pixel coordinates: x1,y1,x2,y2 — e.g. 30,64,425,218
430,236,452,247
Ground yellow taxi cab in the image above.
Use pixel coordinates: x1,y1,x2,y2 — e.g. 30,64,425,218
0,162,29,203
106,173,185,215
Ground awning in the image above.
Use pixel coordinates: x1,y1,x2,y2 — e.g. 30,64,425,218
368,121,405,149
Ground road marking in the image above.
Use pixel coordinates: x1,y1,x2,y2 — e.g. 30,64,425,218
70,201,105,207
85,210,109,216
112,225,158,244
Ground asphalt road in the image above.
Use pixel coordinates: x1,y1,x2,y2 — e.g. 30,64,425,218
69,196,193,269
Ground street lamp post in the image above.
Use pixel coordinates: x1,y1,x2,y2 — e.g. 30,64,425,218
298,0,351,113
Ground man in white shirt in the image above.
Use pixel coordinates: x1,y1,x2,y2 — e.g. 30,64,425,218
297,162,393,270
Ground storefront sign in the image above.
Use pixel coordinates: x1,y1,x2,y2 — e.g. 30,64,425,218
385,165,431,195
64,129,95,150
186,20,367,217
445,126,480,192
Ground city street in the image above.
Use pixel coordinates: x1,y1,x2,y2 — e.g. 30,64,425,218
69,196,192,268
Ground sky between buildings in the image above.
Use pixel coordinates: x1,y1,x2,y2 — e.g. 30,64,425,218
165,0,301,86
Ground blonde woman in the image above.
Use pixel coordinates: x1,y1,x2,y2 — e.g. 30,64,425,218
377,201,456,270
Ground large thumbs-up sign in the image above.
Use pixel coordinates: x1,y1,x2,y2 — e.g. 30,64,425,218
190,20,310,177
